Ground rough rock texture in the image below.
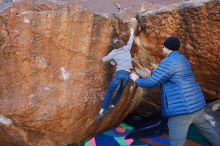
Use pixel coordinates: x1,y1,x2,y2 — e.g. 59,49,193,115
0,0,219,145
0,1,142,146
134,0,220,101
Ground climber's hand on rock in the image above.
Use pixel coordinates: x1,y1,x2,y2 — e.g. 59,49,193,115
130,28,134,35
130,72,139,82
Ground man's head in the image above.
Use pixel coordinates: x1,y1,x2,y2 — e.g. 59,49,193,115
114,39,125,49
163,36,181,51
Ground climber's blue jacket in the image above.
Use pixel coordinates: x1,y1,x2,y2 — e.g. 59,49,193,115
135,51,206,117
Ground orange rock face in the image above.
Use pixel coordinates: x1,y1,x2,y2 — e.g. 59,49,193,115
0,1,141,145
0,0,219,145
134,0,220,101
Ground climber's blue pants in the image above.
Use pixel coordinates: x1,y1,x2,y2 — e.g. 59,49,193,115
101,70,130,109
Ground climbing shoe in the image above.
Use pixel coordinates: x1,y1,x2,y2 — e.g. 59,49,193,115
96,112,105,119
106,105,115,113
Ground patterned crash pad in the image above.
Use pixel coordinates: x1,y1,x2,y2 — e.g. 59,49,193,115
84,123,134,146
84,123,209,146
84,100,220,146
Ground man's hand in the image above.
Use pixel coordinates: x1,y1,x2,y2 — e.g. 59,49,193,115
135,67,151,78
150,63,159,71
142,68,151,76
130,72,139,82
110,60,116,66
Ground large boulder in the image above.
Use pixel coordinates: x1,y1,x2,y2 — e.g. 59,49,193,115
0,1,142,145
0,0,219,145
133,0,220,102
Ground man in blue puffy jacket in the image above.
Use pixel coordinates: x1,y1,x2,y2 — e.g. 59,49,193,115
130,36,220,146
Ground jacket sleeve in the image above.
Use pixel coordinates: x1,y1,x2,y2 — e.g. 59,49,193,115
135,59,174,88
102,50,115,62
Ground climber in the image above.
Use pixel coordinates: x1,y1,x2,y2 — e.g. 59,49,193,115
96,27,135,119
